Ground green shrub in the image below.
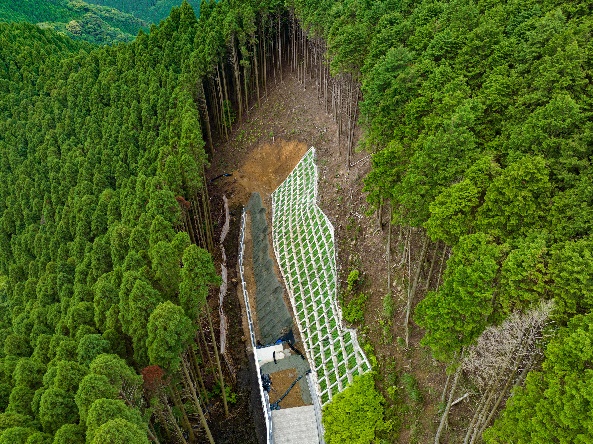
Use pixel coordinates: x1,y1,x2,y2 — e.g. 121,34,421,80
343,293,368,324
382,293,395,318
347,270,360,292
322,373,389,444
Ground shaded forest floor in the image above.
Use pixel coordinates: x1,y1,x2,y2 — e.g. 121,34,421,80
207,69,467,443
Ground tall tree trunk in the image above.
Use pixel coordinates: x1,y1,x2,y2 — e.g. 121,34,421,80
405,235,429,346
198,80,213,154
464,385,497,444
181,208,196,245
215,64,228,140
436,246,449,290
208,77,222,138
302,26,306,90
205,300,229,417
253,37,261,106
201,169,215,253
169,385,196,443
198,320,217,377
153,404,173,443
181,357,215,444
162,395,188,444
425,241,441,292
189,347,209,401
230,34,243,122
190,198,206,249
221,61,232,131
386,205,392,296
243,49,250,115
262,17,267,95
148,422,161,444
435,354,464,444
278,14,282,83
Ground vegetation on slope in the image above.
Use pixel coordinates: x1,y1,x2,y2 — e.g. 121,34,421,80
0,0,201,44
88,0,202,24
322,372,389,444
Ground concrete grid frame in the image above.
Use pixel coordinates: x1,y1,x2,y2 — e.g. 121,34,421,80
271,147,370,405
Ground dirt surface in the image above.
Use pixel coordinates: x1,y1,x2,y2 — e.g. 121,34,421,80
226,140,308,207
268,368,306,409
209,69,462,443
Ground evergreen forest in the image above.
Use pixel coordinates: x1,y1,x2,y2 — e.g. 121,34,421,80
0,0,201,44
1,0,593,443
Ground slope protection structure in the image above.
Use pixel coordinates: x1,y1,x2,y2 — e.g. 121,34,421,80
271,148,370,405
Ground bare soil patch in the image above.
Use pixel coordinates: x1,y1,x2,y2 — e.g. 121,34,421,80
226,140,308,207
268,368,306,409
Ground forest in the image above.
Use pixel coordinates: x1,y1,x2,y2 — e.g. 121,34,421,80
0,0,201,44
1,0,593,443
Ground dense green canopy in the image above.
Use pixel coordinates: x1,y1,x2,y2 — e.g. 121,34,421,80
290,0,593,441
0,2,224,441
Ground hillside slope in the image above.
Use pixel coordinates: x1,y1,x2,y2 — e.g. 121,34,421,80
0,0,200,44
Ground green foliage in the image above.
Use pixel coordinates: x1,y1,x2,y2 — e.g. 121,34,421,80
88,354,142,395
89,418,149,444
485,312,593,443
0,6,227,437
415,233,503,360
299,9,593,439
4,335,31,358
0,427,36,444
52,424,84,444
346,269,360,292
342,293,368,324
16,0,593,440
179,244,219,321
146,301,194,373
499,233,549,314
0,0,202,45
477,156,551,240
74,374,118,422
122,279,162,366
76,334,110,366
38,388,78,435
382,292,395,319
401,373,423,404
13,359,45,390
0,413,36,433
85,399,144,443
52,361,87,394
24,432,52,444
322,373,388,444
88,0,201,24
549,238,593,323
6,386,34,417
